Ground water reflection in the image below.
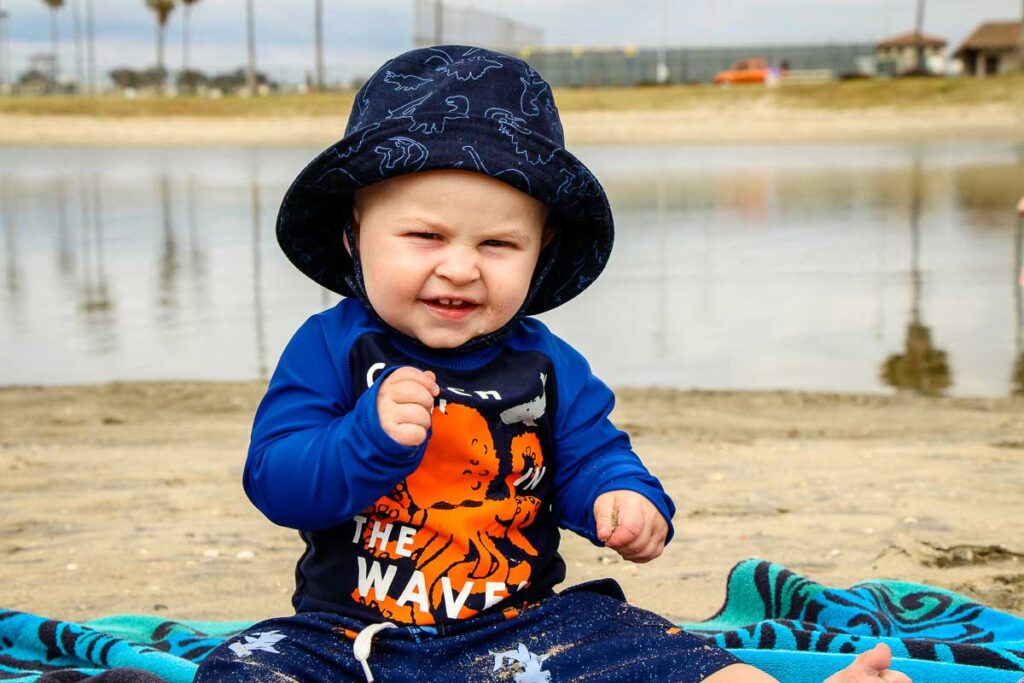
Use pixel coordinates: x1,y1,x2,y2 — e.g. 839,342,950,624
76,174,116,354
879,156,951,396
185,176,209,317
651,167,669,360
1,142,1022,396
1,174,19,309
56,178,72,276
158,175,180,324
250,169,268,381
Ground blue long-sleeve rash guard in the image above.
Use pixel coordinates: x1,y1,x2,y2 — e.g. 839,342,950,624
244,298,675,625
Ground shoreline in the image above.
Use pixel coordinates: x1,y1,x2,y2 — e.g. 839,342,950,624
3,105,1023,147
2,380,1022,623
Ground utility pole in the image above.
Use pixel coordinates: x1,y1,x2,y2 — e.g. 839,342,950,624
314,0,324,91
48,2,60,90
656,0,668,84
434,0,443,45
914,0,925,73
71,0,84,92
245,0,257,94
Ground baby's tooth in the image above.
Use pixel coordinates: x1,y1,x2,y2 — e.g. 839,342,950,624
439,298,450,305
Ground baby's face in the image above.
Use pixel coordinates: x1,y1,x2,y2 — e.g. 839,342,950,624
352,170,549,349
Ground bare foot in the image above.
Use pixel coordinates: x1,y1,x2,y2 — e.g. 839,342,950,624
823,643,911,683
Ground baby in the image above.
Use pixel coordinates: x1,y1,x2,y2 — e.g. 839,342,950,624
196,46,909,682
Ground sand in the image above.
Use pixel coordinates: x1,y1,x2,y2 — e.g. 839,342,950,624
1,381,1022,624
2,103,1023,147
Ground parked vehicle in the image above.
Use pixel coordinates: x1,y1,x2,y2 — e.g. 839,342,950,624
714,58,786,85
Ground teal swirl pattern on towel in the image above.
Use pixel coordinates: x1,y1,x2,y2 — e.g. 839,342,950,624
683,559,1024,682
0,612,247,682
3,560,1023,681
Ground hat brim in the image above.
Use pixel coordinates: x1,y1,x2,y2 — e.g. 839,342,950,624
276,116,613,315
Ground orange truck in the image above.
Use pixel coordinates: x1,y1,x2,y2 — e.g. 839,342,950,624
713,58,780,85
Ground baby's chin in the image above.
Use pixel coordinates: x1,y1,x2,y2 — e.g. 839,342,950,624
415,330,489,349
383,311,510,348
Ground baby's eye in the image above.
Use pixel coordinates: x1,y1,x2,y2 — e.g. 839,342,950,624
408,232,440,241
482,239,514,248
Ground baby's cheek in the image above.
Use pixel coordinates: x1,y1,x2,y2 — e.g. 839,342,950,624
492,285,526,318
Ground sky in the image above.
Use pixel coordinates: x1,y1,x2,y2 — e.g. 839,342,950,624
1,0,1022,85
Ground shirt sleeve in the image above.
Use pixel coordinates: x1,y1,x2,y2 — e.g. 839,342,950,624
243,316,427,530
549,340,676,546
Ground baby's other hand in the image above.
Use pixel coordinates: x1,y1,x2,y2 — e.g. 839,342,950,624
376,367,440,448
594,490,668,563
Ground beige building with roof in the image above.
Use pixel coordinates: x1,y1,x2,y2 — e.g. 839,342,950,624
954,21,1023,76
876,31,947,76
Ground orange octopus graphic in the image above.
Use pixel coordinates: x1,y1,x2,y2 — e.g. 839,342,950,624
352,402,543,623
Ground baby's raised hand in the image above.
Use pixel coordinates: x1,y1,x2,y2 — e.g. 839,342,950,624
594,490,669,563
376,367,440,447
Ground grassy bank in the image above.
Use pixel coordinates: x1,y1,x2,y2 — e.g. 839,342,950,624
2,74,1023,118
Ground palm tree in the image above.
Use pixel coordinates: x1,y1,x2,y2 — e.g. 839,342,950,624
181,0,200,74
145,0,175,91
70,0,83,91
42,0,64,91
0,2,10,92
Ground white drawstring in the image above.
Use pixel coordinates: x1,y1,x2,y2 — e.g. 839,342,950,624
353,621,398,682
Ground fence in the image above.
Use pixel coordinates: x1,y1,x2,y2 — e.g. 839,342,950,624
522,43,878,87
412,0,542,56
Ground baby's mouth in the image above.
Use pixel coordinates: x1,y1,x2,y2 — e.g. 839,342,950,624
430,298,474,309
422,298,480,318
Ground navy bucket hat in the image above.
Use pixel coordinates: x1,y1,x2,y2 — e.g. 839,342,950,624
276,45,614,316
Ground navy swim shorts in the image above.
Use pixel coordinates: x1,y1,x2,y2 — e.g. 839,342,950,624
195,580,739,682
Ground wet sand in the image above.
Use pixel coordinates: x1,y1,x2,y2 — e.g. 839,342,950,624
2,103,1023,146
1,382,1021,624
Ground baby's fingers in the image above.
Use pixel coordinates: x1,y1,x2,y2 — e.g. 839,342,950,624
609,524,651,556
385,367,440,397
388,422,429,448
388,378,437,410
594,492,625,542
391,403,433,430
620,536,665,563
604,505,647,550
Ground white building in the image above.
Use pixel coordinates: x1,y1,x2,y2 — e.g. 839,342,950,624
876,31,947,76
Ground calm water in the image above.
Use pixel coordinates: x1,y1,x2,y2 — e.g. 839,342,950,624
1,142,1023,396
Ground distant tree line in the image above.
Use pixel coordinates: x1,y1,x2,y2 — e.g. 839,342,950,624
109,66,277,94
15,64,277,96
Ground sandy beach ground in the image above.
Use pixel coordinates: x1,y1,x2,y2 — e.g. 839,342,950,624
1,103,1022,147
1,382,1022,625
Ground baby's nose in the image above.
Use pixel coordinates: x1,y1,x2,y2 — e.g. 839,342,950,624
435,251,480,284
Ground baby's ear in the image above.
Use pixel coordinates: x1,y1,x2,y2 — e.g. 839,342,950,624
541,223,556,250
343,206,359,256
